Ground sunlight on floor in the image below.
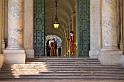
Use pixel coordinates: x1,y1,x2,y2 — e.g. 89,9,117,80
10,62,49,77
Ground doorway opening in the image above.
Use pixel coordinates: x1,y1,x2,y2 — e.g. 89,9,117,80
33,0,90,58
45,35,62,57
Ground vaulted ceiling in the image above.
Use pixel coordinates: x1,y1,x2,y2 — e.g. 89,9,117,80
45,0,76,39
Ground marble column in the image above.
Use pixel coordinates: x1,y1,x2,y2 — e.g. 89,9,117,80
99,0,122,65
24,0,34,58
4,0,25,64
89,0,101,58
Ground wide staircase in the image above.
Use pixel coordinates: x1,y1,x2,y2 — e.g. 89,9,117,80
0,57,124,82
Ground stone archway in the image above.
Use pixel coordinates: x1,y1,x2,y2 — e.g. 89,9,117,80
33,0,90,58
45,35,62,57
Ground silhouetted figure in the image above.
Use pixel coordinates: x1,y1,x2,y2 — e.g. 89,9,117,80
58,47,61,56
53,38,57,56
50,41,56,56
46,40,50,56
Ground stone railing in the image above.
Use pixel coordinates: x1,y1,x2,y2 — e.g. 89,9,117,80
0,54,4,70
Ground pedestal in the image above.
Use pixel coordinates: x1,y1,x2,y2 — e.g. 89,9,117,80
25,49,34,58
4,50,25,64
120,55,124,67
99,50,122,65
89,49,100,58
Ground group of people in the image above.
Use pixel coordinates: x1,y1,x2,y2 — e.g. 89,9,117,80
46,39,57,56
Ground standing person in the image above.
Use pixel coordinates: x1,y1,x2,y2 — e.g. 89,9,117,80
53,38,57,56
50,41,55,56
46,40,50,56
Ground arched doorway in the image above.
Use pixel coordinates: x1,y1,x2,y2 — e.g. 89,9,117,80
33,0,90,58
45,35,62,57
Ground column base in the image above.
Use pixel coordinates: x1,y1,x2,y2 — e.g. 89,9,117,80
120,55,124,67
2,40,5,49
3,49,26,64
99,50,123,65
25,49,34,58
119,43,124,51
89,49,100,58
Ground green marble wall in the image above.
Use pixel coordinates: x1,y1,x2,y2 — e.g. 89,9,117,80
77,0,90,57
33,0,45,57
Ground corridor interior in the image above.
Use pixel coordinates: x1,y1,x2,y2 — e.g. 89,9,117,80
34,0,90,58
34,0,78,57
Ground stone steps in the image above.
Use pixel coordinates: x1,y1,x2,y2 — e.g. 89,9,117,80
10,64,123,67
1,74,124,80
2,65,124,71
26,62,101,64
1,72,124,76
0,80,124,82
0,58,124,81
1,70,124,73
5,73,124,76
26,58,99,62
27,57,97,60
